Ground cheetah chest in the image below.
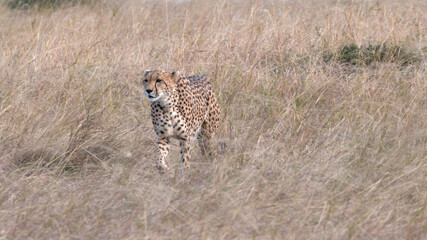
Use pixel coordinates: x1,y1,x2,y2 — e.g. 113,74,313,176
151,104,188,139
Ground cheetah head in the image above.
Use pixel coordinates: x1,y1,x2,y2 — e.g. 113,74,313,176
142,70,180,102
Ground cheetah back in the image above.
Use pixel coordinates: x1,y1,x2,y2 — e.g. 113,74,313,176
176,75,213,134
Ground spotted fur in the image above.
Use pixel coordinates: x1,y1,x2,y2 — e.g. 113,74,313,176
142,70,220,172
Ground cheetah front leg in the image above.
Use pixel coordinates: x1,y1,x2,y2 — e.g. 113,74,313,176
156,137,170,172
179,136,191,169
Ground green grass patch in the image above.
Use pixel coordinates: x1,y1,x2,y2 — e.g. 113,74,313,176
5,0,98,9
324,43,420,66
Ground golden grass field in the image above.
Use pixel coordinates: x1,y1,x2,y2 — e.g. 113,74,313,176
0,0,426,239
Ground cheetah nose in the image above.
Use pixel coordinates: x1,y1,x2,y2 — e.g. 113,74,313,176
146,89,153,94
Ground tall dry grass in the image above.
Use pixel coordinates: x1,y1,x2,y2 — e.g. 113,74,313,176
0,0,426,239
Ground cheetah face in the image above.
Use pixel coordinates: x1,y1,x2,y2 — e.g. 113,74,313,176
142,70,179,102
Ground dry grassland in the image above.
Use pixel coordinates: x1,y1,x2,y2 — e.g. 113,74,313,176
0,0,426,239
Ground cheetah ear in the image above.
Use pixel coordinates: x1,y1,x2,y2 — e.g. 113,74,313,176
171,71,180,80
144,70,152,76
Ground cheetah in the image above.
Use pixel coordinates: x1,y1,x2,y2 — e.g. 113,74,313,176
142,70,220,172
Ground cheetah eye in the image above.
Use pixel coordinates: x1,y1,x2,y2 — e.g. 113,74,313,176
143,79,148,83
156,79,162,83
